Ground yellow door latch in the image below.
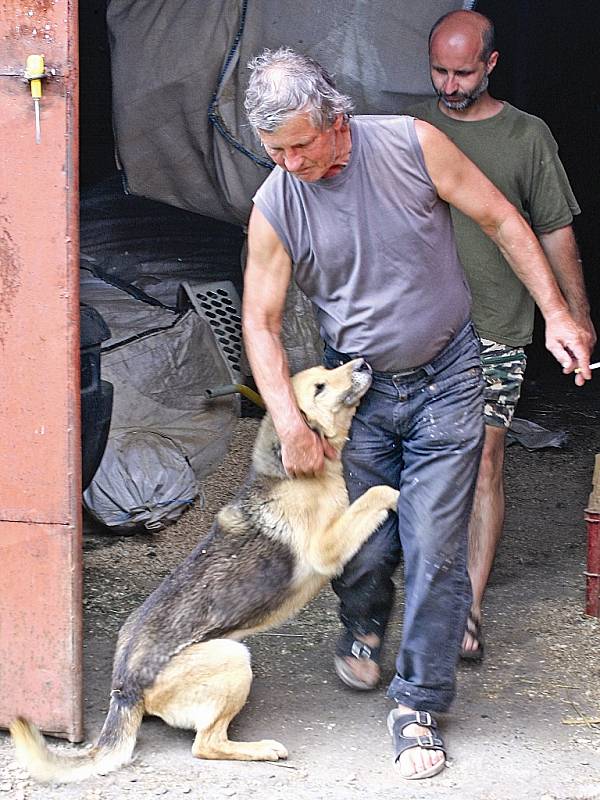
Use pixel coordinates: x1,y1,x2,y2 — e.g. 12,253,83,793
24,54,46,144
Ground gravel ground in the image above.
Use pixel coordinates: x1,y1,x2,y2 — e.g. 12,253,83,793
1,379,599,799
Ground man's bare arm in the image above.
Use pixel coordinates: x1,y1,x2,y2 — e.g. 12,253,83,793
415,120,592,384
243,206,334,475
539,225,596,351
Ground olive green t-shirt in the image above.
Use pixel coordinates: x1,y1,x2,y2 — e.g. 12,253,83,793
406,99,580,346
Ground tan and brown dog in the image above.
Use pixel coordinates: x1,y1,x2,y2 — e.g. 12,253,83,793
11,358,398,783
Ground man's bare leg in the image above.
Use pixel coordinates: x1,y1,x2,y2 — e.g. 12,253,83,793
462,424,507,655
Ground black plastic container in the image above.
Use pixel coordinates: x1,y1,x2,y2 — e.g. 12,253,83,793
80,304,113,490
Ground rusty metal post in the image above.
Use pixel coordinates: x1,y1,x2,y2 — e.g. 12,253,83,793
584,454,600,618
0,0,83,740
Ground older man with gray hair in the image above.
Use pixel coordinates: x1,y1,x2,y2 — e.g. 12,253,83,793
242,47,591,780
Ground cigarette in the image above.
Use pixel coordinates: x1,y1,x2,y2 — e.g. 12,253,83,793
574,361,600,374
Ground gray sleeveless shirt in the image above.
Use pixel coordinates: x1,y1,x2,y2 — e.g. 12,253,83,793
253,115,471,371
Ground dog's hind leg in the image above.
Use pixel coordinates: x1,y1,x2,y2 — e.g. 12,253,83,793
144,639,288,762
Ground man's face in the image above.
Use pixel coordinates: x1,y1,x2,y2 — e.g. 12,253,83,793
259,113,347,182
429,32,496,111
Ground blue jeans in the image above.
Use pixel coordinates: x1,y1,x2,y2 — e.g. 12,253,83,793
323,321,484,713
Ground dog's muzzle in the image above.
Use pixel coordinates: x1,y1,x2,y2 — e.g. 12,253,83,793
345,358,373,404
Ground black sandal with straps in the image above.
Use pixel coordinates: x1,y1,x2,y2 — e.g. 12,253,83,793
387,709,446,780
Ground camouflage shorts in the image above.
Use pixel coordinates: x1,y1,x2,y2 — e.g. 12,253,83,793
480,338,527,428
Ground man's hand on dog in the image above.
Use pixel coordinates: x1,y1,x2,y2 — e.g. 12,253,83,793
282,420,338,478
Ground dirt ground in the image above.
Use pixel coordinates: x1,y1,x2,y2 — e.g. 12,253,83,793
1,375,599,800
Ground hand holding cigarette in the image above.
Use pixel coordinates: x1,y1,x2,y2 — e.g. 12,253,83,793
574,361,600,374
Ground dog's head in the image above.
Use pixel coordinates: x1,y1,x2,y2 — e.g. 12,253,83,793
291,358,372,448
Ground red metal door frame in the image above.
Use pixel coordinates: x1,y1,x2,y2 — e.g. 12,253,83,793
0,0,82,740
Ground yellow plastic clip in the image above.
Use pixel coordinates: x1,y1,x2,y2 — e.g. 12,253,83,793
25,54,45,98
24,55,45,144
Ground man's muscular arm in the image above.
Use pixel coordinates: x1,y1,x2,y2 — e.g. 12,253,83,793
243,206,335,476
415,120,592,385
539,225,596,352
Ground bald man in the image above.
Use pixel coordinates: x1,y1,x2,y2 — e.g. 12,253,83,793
407,10,596,660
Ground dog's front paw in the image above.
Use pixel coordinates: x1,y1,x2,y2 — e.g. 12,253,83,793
366,485,399,511
252,739,288,761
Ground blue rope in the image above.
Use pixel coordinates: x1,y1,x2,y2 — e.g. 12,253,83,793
208,0,273,170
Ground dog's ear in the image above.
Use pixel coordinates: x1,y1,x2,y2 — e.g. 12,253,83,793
267,437,287,478
251,415,288,479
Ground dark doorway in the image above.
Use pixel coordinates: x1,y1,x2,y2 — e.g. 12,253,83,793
476,0,600,383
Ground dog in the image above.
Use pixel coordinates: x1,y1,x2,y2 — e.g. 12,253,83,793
11,358,399,783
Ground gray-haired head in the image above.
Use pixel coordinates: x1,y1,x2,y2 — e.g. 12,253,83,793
244,47,354,133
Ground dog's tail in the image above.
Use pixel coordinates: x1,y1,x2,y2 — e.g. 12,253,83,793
10,695,144,784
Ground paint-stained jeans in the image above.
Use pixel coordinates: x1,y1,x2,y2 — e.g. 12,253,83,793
323,321,484,713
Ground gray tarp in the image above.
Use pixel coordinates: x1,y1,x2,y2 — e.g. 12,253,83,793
81,268,239,530
80,176,245,306
108,0,471,226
